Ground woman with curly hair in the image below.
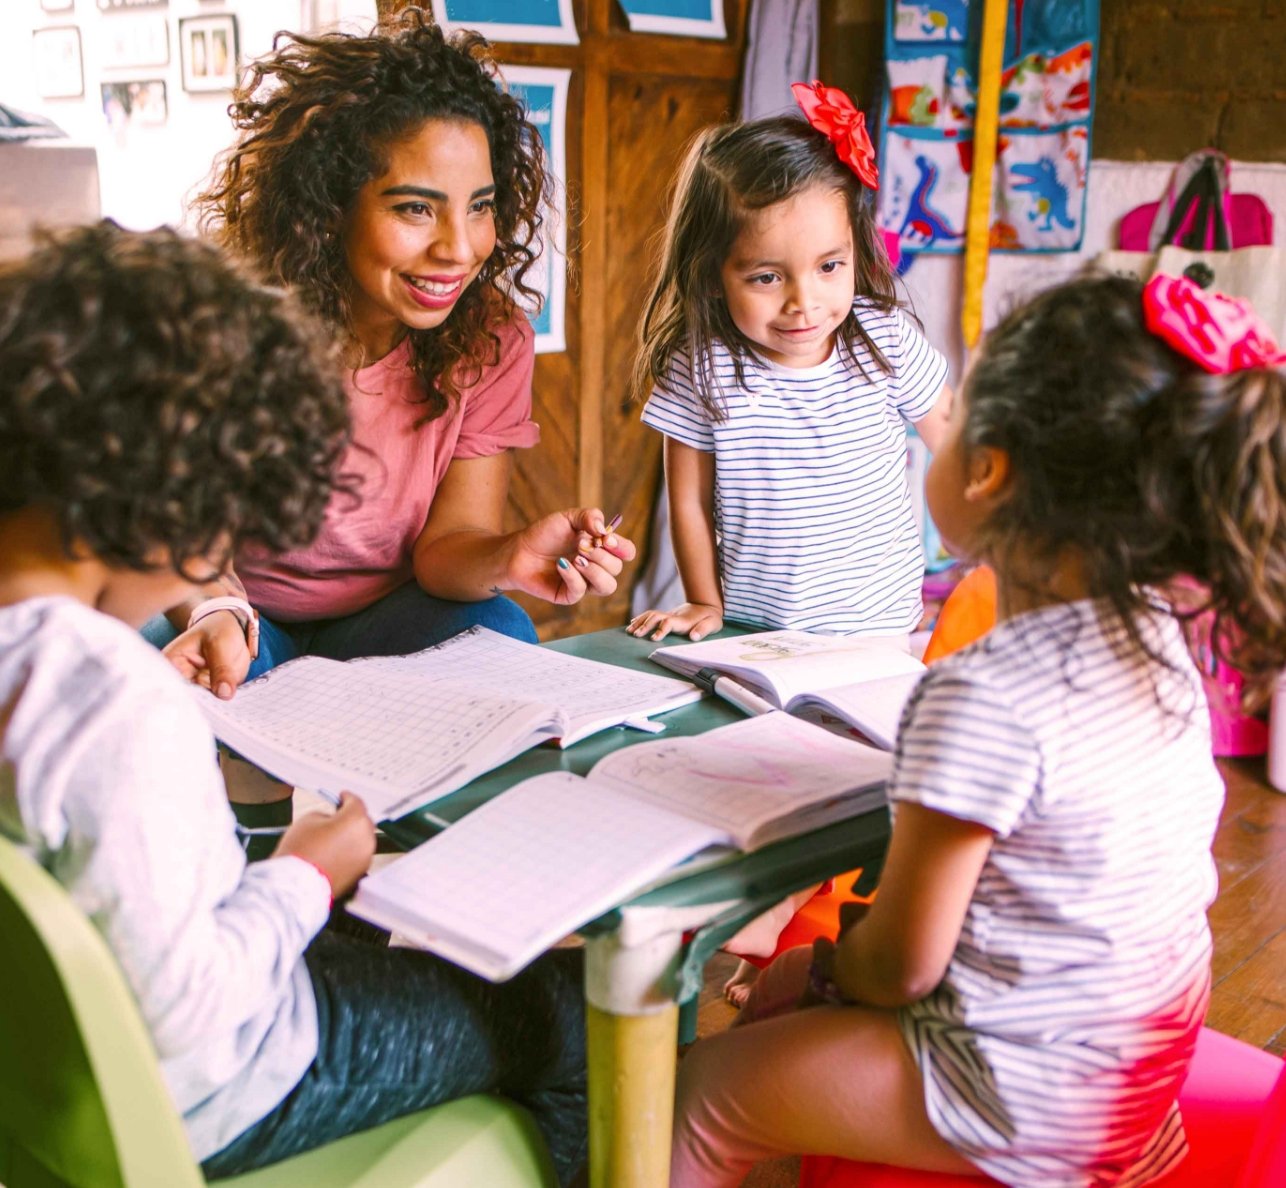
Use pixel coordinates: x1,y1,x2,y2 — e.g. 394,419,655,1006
147,7,631,732
0,221,588,1182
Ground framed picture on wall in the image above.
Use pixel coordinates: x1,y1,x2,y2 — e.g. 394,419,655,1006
32,27,85,100
101,80,168,130
178,14,239,93
39,1,76,14
100,13,170,69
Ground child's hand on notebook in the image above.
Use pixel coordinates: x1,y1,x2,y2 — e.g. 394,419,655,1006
275,792,376,899
627,601,724,642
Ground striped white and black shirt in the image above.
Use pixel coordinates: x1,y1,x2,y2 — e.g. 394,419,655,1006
641,302,947,635
893,601,1223,1186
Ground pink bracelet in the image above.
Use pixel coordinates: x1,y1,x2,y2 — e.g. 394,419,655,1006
292,856,334,908
187,596,260,660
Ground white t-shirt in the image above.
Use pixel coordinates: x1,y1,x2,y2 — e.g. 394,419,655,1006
641,301,947,635
893,600,1223,1186
0,597,331,1160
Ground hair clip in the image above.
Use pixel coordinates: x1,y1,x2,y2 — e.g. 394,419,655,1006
791,80,879,191
1143,274,1286,374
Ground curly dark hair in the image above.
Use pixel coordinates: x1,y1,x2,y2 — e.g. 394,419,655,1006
635,113,900,420
962,272,1286,702
194,5,549,422
0,221,353,577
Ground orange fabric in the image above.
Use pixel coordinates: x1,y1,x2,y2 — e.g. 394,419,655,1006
922,566,998,665
744,870,876,970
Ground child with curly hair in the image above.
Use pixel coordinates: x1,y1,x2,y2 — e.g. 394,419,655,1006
0,222,586,1182
670,273,1286,1185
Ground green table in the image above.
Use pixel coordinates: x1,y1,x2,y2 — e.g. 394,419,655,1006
385,626,892,1188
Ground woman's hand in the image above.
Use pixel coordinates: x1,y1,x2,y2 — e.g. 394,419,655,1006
508,508,636,605
274,793,376,899
161,611,253,700
627,601,723,642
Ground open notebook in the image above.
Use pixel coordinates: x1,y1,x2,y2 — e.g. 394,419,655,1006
197,627,699,822
348,711,891,981
650,630,927,751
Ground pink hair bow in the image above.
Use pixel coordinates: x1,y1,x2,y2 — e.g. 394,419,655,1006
791,80,879,191
1143,274,1286,374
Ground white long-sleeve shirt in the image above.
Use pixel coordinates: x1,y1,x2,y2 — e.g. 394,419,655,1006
0,597,331,1160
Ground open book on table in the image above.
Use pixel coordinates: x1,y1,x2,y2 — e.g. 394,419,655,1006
197,626,700,822
348,711,891,981
650,629,927,751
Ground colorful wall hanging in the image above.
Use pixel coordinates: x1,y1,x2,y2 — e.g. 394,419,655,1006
878,1,1099,265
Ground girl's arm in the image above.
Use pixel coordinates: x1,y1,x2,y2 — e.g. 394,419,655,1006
412,452,635,605
910,384,953,454
627,436,723,641
827,801,994,1007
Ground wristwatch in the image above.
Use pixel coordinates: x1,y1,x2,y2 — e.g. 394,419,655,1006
187,596,260,659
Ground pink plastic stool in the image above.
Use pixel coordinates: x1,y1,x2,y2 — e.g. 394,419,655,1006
799,1028,1285,1188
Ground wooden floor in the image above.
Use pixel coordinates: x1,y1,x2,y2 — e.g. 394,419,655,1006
693,755,1286,1186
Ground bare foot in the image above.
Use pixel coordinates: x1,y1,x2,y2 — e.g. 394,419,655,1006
722,958,759,1008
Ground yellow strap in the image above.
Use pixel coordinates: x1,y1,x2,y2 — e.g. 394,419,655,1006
961,0,1009,350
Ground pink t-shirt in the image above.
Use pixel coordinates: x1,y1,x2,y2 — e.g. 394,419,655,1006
239,315,539,621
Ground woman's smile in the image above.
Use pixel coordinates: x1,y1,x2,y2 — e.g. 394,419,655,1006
343,118,498,359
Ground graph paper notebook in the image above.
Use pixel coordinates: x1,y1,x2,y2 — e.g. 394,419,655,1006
197,627,700,821
348,711,891,980
651,629,927,751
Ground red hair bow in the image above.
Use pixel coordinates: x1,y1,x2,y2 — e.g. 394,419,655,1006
1143,274,1286,374
791,80,879,191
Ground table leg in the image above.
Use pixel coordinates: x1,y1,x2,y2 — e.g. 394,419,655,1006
583,927,686,1188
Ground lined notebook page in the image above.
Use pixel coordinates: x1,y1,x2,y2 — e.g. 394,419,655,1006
791,672,924,751
356,627,700,743
593,712,893,848
199,660,560,821
349,772,723,981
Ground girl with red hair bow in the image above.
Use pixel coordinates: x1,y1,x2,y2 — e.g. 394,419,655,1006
627,82,953,1003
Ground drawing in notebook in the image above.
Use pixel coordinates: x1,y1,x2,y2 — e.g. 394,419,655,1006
197,627,700,822
650,629,927,750
348,711,891,981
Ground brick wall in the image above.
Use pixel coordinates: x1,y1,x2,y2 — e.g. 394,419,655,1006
1097,0,1286,162
823,0,1286,162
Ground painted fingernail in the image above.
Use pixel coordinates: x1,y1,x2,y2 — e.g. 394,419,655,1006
575,555,589,569
557,557,570,570
607,513,623,532
605,535,618,548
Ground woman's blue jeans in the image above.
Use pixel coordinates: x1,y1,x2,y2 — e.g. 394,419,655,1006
142,580,538,676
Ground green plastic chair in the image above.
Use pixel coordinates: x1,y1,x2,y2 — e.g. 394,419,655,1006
0,835,557,1188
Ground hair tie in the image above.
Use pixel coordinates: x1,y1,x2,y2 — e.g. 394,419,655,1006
1143,274,1286,374
791,80,878,191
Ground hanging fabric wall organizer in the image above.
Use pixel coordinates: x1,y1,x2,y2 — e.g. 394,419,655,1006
878,1,1100,269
